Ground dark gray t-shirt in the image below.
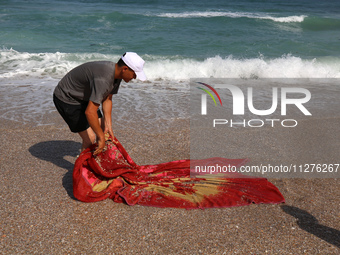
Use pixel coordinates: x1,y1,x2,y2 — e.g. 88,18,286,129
54,61,122,105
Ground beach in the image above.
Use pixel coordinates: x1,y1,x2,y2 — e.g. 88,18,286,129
1,0,340,253
0,83,339,254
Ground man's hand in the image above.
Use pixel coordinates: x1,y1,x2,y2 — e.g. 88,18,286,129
94,134,105,155
102,94,114,139
85,95,114,155
104,126,115,139
85,101,106,155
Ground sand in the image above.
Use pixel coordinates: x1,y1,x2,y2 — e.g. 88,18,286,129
0,102,339,254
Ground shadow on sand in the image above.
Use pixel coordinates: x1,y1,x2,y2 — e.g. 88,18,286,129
29,140,81,200
281,205,340,248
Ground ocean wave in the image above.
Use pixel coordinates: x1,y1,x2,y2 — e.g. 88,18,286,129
145,55,340,79
302,16,340,31
155,11,307,23
0,48,120,79
1,49,340,82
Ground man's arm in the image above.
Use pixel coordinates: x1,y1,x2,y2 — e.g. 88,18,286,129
102,94,114,139
85,101,105,155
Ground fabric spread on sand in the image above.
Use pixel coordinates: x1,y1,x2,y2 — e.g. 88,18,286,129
73,136,285,209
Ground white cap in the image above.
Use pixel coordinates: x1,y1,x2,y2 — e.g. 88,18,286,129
121,52,147,81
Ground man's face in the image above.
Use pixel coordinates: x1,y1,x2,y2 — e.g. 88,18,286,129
122,66,136,82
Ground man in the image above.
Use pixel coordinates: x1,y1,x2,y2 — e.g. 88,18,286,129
53,52,146,155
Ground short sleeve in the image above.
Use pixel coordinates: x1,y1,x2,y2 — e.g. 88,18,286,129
89,78,111,104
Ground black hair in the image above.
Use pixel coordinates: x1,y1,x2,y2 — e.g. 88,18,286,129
117,52,127,67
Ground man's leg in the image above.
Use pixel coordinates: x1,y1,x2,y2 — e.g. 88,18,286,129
99,116,105,131
78,127,96,152
53,95,105,152
78,117,104,152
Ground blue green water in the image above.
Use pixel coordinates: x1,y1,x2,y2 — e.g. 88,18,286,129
1,0,340,125
1,0,340,57
1,0,340,81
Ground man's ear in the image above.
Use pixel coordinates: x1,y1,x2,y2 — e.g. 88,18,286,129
118,66,127,76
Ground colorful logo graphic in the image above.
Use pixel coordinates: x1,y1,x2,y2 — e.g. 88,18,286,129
196,82,223,106
197,82,223,115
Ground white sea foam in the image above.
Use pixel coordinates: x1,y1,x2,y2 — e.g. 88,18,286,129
144,55,340,80
0,48,119,79
1,49,340,85
1,49,340,127
156,11,307,23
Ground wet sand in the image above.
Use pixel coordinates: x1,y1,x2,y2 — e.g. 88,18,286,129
0,108,339,254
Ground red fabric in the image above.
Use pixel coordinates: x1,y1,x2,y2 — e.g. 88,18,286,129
73,137,285,209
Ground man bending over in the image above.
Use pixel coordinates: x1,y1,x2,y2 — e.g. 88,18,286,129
53,52,146,155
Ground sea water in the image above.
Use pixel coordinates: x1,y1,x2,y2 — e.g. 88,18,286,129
1,0,340,127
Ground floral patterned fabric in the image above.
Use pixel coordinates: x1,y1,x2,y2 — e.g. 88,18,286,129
73,136,285,209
